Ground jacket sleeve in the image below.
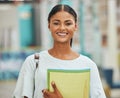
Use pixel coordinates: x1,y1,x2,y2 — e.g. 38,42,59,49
12,55,36,98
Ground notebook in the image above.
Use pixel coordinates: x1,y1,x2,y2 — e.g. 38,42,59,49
47,69,90,98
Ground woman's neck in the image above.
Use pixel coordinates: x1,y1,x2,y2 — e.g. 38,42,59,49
48,43,79,60
51,42,72,53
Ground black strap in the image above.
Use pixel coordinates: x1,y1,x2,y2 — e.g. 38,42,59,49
34,53,39,68
23,54,39,98
33,53,39,98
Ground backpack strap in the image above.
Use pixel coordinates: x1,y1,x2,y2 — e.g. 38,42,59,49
33,53,40,97
34,53,39,68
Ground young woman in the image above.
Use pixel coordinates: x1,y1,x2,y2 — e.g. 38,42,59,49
13,4,106,98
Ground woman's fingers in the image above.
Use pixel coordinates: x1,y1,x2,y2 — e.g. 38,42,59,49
51,81,58,93
42,81,63,98
51,81,63,98
42,89,49,98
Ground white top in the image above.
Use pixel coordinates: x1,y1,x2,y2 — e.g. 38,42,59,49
13,50,106,98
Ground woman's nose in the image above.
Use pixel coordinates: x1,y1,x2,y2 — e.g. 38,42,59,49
60,24,65,30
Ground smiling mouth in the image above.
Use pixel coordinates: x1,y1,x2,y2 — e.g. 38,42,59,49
56,32,68,36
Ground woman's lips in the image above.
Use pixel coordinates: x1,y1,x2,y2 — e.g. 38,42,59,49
56,32,68,36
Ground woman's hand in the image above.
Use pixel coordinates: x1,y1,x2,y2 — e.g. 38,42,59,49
42,81,63,98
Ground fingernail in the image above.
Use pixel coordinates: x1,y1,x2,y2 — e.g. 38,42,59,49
52,81,55,85
42,90,45,93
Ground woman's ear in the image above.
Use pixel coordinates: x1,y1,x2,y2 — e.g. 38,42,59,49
75,23,78,31
48,23,50,29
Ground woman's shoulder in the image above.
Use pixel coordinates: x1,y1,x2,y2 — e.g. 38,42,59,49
79,54,92,61
20,51,46,68
25,50,47,59
79,54,97,67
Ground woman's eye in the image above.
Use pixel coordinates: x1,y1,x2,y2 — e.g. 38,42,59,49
66,23,72,26
53,22,59,25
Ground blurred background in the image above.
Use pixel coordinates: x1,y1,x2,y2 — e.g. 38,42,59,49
0,0,120,98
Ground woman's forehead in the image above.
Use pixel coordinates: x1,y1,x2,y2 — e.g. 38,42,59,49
50,11,75,21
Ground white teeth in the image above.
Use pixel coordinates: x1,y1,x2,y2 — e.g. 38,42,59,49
57,32,67,36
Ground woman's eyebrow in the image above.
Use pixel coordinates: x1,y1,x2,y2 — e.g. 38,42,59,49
65,20,72,22
52,19,73,22
52,19,60,22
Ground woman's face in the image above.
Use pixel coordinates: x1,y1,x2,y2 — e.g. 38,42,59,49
48,11,77,44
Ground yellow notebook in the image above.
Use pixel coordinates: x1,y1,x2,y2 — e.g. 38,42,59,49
47,69,90,98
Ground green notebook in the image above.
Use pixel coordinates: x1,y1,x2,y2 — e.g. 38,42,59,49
47,69,90,98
